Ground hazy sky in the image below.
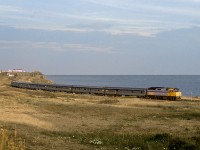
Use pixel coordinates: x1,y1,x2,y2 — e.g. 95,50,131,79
0,0,200,75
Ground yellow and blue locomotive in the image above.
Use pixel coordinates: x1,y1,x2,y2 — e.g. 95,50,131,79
147,87,182,100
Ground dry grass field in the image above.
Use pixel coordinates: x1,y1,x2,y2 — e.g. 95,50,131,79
0,73,200,150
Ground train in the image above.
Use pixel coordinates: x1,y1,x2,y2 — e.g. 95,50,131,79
11,81,182,100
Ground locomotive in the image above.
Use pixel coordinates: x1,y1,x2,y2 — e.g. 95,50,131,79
11,81,182,100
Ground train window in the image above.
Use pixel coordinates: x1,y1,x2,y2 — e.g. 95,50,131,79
148,87,156,90
175,88,179,91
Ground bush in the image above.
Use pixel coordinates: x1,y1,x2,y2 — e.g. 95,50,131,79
168,138,196,150
30,70,43,77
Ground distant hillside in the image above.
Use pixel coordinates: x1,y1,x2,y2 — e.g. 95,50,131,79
0,71,53,84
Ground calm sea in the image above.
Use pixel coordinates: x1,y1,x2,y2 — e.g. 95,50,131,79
46,75,200,96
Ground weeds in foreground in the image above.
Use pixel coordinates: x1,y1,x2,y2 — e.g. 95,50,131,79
0,128,26,150
42,131,200,150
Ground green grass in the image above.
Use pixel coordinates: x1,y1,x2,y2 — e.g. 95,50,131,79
164,112,200,121
41,130,200,150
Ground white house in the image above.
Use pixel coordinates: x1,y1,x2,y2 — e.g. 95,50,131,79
8,69,26,73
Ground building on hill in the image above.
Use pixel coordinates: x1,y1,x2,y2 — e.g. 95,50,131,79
7,69,26,73
0,69,26,76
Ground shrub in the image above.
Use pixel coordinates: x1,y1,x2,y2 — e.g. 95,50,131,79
168,138,196,150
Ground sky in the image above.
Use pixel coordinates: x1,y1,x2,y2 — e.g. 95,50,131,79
0,0,200,75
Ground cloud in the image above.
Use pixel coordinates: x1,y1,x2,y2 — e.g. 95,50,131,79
0,1,200,37
86,0,200,16
189,0,200,2
0,5,24,13
0,41,113,53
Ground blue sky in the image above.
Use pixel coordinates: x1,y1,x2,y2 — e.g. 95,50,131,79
0,0,200,75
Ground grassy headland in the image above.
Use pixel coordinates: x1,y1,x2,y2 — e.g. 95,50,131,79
0,72,200,149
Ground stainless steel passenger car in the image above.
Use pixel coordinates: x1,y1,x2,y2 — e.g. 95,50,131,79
11,81,146,97
89,86,105,95
116,87,146,96
72,86,91,94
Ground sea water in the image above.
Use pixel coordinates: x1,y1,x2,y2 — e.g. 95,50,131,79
47,75,200,96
